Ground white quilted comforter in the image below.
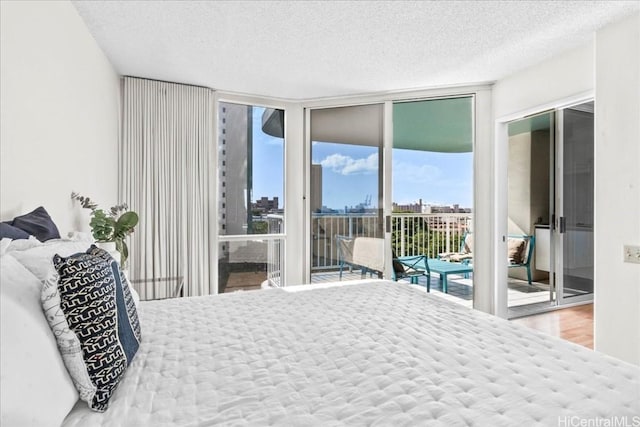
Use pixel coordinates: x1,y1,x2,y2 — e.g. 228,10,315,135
63,281,639,426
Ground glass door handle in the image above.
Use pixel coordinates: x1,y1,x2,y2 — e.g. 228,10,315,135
558,216,566,234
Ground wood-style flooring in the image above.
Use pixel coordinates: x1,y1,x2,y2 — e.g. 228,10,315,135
223,270,594,350
222,271,264,293
510,303,594,349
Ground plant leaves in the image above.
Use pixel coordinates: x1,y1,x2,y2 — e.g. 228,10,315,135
115,211,139,234
90,210,115,241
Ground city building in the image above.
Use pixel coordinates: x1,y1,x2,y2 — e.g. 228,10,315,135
393,199,424,213
424,204,472,214
218,103,251,236
253,196,279,213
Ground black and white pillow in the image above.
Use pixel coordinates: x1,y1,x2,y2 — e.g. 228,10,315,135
41,245,141,412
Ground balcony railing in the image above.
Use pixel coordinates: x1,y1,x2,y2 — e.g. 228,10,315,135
266,214,284,287
264,212,473,286
312,213,472,270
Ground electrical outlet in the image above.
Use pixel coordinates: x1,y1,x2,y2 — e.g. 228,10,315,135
623,245,640,264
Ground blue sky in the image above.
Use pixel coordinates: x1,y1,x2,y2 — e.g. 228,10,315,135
312,142,473,210
252,107,284,207
251,108,473,211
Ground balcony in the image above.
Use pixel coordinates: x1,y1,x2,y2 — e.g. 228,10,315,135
307,212,474,306
311,212,471,267
230,212,550,311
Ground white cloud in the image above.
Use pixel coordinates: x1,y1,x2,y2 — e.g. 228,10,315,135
392,160,442,184
320,153,378,175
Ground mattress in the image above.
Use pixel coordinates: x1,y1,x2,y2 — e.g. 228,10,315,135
62,281,639,426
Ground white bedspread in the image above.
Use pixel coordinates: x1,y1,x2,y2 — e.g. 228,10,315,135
63,281,639,426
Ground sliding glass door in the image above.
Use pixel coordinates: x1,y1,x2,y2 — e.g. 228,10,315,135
506,100,594,316
391,97,474,297
306,97,474,293
506,111,556,311
309,104,384,282
556,101,594,304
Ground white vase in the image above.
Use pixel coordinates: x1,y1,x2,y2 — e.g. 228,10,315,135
95,241,121,265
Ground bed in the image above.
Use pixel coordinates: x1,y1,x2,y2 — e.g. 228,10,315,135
2,240,639,426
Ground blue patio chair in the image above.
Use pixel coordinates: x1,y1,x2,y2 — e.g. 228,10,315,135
508,234,536,285
392,253,431,292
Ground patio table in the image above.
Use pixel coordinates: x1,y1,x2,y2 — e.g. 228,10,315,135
397,257,473,293
427,259,473,293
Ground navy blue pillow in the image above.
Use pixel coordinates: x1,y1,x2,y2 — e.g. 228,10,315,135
12,206,60,242
0,222,30,240
45,245,141,411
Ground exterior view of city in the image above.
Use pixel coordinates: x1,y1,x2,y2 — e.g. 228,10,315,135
217,103,285,293
218,101,473,291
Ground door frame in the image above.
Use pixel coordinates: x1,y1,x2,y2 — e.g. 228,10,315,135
303,89,481,284
213,91,294,292
495,91,594,317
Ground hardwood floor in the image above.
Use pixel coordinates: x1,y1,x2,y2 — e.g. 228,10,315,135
223,271,264,293
510,303,593,349
224,270,594,349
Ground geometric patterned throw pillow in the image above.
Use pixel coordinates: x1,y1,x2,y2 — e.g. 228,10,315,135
41,245,141,412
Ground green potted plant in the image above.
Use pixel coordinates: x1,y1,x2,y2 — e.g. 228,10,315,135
71,192,139,267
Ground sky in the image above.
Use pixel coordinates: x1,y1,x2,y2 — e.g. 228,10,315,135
252,107,284,207
251,107,473,211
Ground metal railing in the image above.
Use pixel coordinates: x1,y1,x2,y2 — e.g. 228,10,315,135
311,213,472,270
266,214,284,286
262,212,473,283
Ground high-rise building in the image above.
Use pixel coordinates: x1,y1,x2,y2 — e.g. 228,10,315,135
218,103,252,236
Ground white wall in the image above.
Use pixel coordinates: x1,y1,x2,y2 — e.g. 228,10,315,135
493,43,595,119
594,12,640,366
493,14,640,365
0,1,120,236
492,43,594,317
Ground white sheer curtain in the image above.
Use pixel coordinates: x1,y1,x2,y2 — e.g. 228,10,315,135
121,77,215,298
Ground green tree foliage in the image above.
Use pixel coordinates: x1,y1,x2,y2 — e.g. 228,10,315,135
251,221,269,234
391,217,464,258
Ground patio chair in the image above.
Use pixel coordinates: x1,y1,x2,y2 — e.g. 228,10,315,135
438,232,473,262
508,235,536,285
336,235,355,279
338,236,384,279
438,232,536,285
392,253,431,292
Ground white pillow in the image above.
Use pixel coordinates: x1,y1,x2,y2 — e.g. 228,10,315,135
9,240,93,281
0,238,10,255
10,239,141,307
4,235,42,253
0,255,78,427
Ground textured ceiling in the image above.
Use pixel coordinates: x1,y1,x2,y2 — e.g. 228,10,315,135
72,1,639,100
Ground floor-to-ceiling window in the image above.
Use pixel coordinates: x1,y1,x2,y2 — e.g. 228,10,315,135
309,104,384,282
218,102,285,292
306,96,475,300
391,97,474,300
